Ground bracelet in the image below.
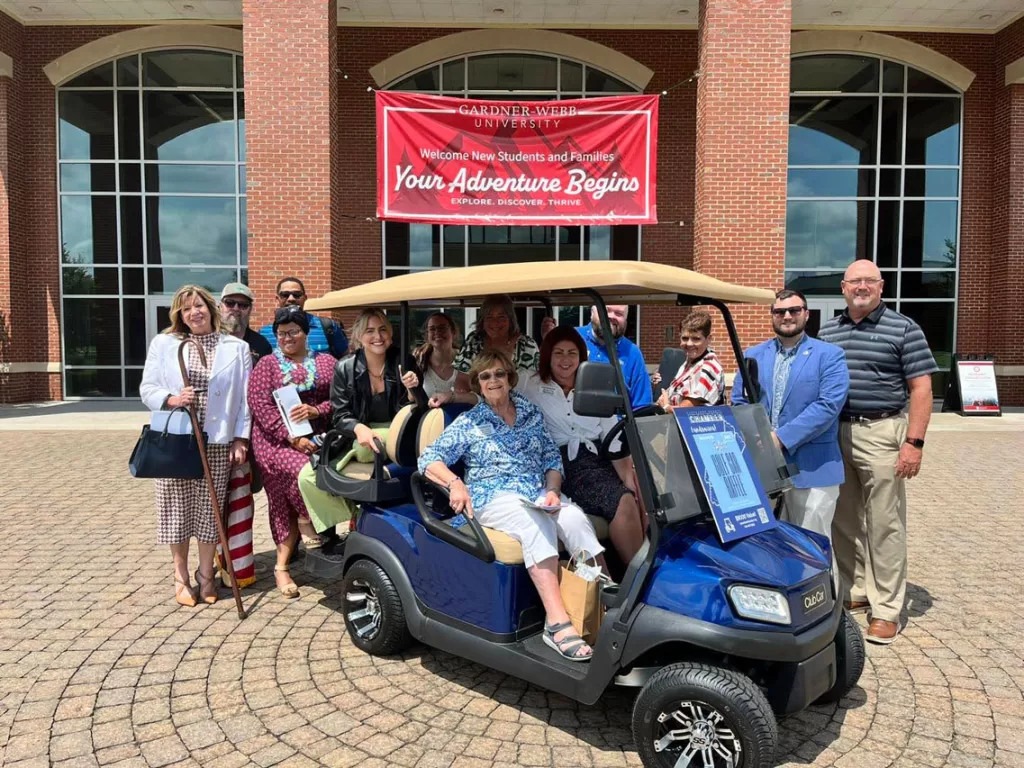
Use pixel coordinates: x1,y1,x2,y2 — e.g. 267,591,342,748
446,477,462,491
545,486,560,496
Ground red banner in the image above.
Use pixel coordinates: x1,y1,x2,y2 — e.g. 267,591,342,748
377,92,658,226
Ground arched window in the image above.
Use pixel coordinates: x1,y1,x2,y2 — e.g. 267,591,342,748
57,50,245,398
787,54,961,389
383,53,640,340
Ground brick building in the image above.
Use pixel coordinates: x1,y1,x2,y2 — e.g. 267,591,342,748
0,0,1022,404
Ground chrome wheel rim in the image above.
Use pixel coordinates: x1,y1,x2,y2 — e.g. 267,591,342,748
345,578,382,640
653,700,742,768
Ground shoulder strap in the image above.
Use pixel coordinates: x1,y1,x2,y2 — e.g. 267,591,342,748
321,317,335,340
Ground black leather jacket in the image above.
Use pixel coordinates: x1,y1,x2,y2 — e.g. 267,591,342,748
329,347,423,444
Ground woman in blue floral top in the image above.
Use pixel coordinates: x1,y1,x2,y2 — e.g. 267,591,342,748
419,349,604,662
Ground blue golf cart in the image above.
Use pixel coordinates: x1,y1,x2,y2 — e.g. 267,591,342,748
304,262,864,768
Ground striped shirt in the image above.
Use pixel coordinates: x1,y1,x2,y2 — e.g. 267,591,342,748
818,302,937,416
665,350,725,407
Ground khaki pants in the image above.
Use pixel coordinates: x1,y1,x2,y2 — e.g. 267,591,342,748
833,415,907,623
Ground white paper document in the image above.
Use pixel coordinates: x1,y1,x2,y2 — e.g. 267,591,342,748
523,496,566,513
273,385,313,438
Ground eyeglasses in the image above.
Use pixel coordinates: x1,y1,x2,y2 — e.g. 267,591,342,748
276,329,304,340
222,299,251,310
426,326,451,336
843,278,881,287
771,306,806,317
477,369,508,382
278,290,304,299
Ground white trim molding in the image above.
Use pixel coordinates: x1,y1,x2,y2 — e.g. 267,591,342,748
1006,57,1024,86
0,52,12,79
791,30,975,92
43,25,242,85
369,28,654,90
0,362,62,374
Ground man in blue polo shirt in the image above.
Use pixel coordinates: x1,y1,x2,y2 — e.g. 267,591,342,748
571,305,652,410
259,276,348,358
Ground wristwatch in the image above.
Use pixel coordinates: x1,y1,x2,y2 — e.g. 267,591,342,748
905,437,925,449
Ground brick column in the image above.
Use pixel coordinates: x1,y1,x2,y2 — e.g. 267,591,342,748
242,0,340,328
693,0,791,366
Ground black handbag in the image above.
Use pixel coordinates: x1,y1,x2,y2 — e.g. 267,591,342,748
129,407,207,479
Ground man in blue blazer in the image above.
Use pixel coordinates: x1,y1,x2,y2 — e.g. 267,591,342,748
732,289,850,543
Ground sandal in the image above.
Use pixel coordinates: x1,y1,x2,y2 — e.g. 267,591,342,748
275,564,300,599
542,620,593,662
174,577,197,608
194,569,218,605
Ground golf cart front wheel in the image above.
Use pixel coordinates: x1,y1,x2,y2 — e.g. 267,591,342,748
341,559,412,656
633,662,777,768
815,609,865,704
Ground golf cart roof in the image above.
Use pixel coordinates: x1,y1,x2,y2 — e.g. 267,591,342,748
305,261,775,311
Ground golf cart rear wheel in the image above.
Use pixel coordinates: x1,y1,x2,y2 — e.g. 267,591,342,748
633,662,777,768
342,559,412,656
815,609,865,704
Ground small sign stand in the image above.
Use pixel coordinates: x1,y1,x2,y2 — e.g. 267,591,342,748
942,354,1002,417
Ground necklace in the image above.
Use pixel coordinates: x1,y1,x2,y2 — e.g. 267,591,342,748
274,349,317,392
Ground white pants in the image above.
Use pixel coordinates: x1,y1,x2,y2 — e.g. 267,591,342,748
780,485,840,544
477,492,604,569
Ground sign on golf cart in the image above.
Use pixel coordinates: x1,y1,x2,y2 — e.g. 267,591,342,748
675,407,777,543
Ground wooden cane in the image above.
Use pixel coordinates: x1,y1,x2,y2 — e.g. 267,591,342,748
178,338,247,619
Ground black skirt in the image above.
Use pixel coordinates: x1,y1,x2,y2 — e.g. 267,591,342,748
561,446,632,522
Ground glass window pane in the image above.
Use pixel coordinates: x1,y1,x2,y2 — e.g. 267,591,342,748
62,266,119,295
560,226,581,261
789,98,877,165
785,271,843,296
441,225,464,267
791,55,879,93
561,61,583,91
120,197,143,264
61,196,118,264
907,68,957,95
442,59,464,91
469,55,558,91
123,298,147,365
391,67,439,91
148,267,240,296
117,56,139,87
240,198,247,265
585,67,631,93
905,98,960,166
144,50,234,88
66,369,122,398
63,298,121,366
143,92,236,161
59,92,114,160
60,163,115,192
117,92,140,160
880,97,903,165
144,164,236,193
899,301,953,368
237,94,245,162
122,267,144,295
239,164,246,193
585,225,639,260
900,271,955,299
785,200,874,269
904,169,958,198
146,197,238,266
64,63,113,88
901,200,958,268
879,169,901,197
882,61,904,93
468,226,555,265
120,164,142,192
787,169,874,198
125,368,143,399
384,223,441,268
876,200,898,268
235,55,243,88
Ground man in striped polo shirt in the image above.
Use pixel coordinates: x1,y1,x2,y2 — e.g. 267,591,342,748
819,259,937,645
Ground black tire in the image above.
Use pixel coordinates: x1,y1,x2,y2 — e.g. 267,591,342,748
815,609,865,704
632,662,778,768
341,559,413,656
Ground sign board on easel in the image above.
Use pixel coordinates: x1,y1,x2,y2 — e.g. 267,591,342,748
942,354,1002,417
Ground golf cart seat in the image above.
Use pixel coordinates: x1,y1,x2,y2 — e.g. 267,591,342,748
415,403,608,565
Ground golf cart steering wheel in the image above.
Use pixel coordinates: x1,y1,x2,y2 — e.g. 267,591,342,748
600,404,665,461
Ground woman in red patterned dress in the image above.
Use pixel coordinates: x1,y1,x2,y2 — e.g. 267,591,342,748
248,306,337,598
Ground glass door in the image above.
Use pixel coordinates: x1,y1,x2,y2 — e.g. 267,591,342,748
805,299,847,338
146,297,174,342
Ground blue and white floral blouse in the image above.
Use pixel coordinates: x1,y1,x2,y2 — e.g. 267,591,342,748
418,390,563,510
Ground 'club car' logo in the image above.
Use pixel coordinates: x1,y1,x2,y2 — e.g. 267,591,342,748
802,585,827,612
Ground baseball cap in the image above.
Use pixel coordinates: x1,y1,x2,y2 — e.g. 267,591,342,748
220,282,254,301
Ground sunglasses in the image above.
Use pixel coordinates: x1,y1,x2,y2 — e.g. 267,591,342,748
278,290,304,299
222,299,251,310
477,369,508,382
771,307,806,318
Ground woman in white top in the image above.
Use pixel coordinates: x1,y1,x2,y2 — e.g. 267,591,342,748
413,312,460,402
519,326,645,564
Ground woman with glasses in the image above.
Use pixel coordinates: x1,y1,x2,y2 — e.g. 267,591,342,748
419,349,604,662
247,306,337,598
297,308,423,543
657,310,726,409
413,312,463,403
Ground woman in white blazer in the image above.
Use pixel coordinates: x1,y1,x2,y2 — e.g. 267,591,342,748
140,285,252,608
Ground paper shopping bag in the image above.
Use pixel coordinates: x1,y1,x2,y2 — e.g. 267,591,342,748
559,561,603,645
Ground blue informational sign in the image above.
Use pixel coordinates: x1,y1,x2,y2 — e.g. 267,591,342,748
675,406,777,543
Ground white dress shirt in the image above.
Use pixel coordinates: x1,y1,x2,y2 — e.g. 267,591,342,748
518,372,621,460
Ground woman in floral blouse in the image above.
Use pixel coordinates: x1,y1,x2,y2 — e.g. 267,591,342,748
419,349,603,662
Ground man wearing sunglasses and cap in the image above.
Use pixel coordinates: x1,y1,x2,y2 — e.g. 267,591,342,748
258,277,349,358
219,282,273,365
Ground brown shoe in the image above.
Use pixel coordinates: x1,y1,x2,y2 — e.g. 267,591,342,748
844,599,870,613
866,619,899,644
